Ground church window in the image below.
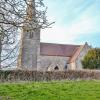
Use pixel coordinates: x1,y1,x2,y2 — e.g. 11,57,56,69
64,64,68,69
65,64,67,69
29,32,33,38
54,66,59,70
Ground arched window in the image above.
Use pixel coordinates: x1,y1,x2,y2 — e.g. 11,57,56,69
54,66,59,70
65,64,67,69
29,32,33,38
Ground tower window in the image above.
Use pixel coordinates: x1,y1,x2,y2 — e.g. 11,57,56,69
54,66,59,70
65,64,67,69
29,32,33,38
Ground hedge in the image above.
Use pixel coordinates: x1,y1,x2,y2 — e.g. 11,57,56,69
0,70,100,82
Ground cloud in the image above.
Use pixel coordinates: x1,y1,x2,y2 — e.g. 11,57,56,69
42,0,100,47
41,14,100,45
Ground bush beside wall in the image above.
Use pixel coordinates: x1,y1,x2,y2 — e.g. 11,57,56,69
0,70,100,82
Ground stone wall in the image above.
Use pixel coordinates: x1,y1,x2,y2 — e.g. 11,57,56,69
69,62,76,70
76,43,91,70
19,26,40,70
0,70,100,82
37,56,70,71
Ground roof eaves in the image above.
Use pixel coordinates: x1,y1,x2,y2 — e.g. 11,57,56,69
68,45,85,64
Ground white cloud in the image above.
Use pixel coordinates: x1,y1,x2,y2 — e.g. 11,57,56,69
41,0,100,46
41,15,98,44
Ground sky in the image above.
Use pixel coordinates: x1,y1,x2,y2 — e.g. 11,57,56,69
41,0,100,47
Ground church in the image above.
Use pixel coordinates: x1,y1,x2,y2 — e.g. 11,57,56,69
17,0,91,71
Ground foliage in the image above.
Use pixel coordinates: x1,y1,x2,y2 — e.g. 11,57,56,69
0,0,53,68
0,81,100,100
82,48,100,69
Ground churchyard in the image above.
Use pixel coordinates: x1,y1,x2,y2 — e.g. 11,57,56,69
0,70,100,100
0,80,100,100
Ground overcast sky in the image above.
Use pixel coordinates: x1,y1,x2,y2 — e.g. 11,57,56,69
41,0,100,47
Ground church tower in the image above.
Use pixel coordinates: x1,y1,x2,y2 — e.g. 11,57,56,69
18,0,40,70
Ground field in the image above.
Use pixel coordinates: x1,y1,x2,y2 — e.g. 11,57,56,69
0,81,100,100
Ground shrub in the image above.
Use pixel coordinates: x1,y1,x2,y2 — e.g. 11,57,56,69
0,70,100,82
82,48,100,69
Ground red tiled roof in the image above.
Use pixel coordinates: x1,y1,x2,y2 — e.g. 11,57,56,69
40,43,80,57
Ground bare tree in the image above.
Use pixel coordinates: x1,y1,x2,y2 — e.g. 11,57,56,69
0,0,53,68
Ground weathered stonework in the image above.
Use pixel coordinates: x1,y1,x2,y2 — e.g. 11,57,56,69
37,56,70,71
75,43,91,70
69,43,91,70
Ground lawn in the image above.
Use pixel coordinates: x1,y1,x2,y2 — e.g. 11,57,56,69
0,81,100,100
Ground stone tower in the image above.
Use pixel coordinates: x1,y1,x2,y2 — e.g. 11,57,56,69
18,0,40,70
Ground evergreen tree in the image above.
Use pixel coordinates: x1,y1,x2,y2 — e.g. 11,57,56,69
82,48,100,69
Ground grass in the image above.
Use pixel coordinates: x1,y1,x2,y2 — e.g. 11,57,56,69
0,81,100,100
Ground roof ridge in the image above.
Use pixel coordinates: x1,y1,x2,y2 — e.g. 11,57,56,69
40,42,80,46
